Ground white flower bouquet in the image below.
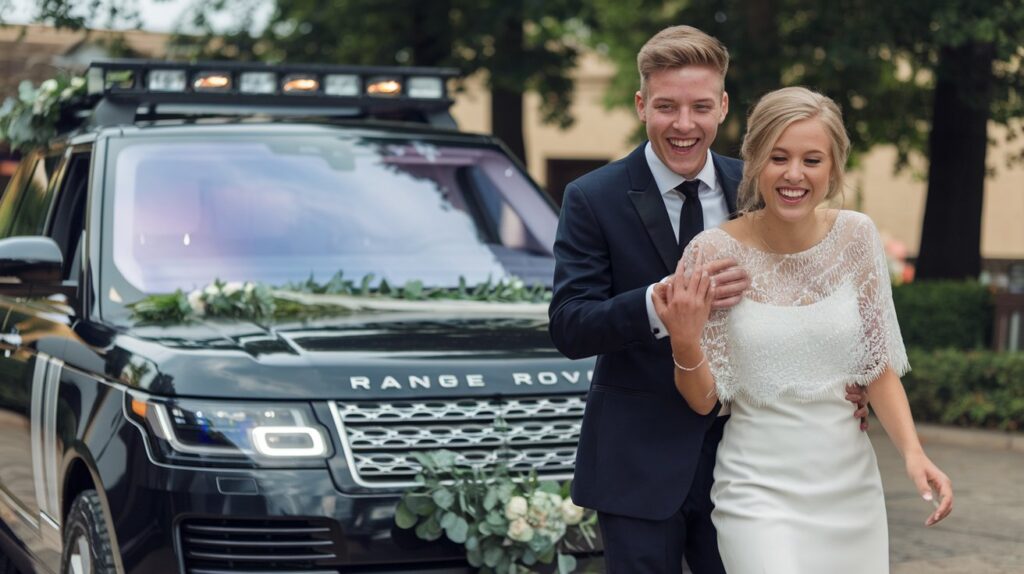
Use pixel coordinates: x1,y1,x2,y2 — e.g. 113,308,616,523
0,74,87,151
396,449,597,573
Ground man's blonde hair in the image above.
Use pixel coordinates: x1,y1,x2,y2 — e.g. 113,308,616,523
738,86,850,212
637,25,729,98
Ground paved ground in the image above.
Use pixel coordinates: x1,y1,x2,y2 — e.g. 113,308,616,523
875,423,1024,573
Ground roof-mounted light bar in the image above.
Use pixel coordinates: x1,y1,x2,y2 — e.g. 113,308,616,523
86,59,457,102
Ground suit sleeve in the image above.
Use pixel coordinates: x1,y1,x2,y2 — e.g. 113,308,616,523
548,182,654,359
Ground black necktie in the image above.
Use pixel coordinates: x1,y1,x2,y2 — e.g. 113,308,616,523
677,180,703,250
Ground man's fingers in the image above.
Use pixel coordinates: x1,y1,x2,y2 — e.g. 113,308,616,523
688,263,703,292
710,295,743,310
703,257,736,276
696,269,711,299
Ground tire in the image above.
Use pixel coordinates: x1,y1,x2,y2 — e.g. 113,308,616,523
60,490,116,574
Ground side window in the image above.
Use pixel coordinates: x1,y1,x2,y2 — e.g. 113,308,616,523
48,152,91,280
0,153,59,238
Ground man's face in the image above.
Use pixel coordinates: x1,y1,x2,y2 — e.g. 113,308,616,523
635,66,729,180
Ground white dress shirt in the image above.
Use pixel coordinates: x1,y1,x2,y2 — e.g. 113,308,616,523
642,143,730,338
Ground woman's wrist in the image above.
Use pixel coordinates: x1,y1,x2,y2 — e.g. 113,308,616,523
671,342,704,371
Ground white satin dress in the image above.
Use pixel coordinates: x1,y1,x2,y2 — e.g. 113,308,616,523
684,211,909,574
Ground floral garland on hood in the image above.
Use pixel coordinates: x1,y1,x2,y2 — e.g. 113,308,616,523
0,74,87,151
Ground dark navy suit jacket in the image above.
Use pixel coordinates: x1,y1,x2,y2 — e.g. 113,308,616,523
549,143,742,520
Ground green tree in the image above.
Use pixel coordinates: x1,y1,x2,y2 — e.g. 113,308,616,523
591,0,1023,279
171,0,595,168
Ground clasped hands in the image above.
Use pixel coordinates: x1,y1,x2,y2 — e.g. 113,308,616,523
651,251,870,429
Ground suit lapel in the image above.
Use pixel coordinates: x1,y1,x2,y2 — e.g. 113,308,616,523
626,145,679,273
712,152,742,217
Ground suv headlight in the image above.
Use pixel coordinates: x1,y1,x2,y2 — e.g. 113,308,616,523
125,392,332,468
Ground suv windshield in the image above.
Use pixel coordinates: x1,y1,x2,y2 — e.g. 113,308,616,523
104,131,557,306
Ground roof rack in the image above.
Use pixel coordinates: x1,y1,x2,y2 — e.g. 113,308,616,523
84,59,460,128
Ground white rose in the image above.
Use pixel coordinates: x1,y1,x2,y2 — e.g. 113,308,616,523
223,281,244,296
60,87,74,100
504,495,528,520
507,517,534,543
244,282,256,295
187,290,206,315
560,498,585,526
40,79,58,94
71,77,85,88
203,284,221,297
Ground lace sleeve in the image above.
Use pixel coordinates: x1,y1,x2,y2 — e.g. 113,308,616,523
852,215,911,384
681,231,738,401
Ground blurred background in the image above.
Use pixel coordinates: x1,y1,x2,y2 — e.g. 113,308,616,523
0,1,1022,571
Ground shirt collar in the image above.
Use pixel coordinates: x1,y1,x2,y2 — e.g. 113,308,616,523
644,142,718,197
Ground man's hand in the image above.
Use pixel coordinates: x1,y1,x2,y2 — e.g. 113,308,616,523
669,258,749,310
846,384,870,432
652,250,715,345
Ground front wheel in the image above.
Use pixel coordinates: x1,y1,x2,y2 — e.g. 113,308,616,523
61,490,116,574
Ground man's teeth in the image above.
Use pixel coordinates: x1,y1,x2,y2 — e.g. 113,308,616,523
669,138,697,148
778,188,807,198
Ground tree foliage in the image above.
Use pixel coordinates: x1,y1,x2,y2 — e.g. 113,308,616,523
591,0,1024,278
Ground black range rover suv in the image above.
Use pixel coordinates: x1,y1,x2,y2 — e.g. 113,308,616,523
0,60,597,574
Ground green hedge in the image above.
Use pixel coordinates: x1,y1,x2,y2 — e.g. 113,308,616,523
891,281,992,350
904,348,1024,431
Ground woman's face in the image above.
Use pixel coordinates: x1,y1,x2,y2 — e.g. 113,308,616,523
757,118,833,223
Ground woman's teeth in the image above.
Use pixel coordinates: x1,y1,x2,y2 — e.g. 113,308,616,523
777,187,808,201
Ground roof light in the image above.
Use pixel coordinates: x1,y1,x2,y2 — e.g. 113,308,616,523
148,69,186,92
282,74,319,93
407,76,443,99
324,74,359,96
239,71,277,94
105,69,136,91
366,77,402,97
194,71,232,92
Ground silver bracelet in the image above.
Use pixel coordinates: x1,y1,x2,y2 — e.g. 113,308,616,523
672,354,706,372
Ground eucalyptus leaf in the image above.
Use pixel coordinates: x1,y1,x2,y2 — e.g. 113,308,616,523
414,515,443,541
405,494,436,516
483,487,499,511
557,553,577,574
394,501,418,529
432,487,455,510
440,511,457,530
445,516,469,543
484,546,504,568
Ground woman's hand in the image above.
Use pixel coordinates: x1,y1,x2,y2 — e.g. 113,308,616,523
905,452,953,526
652,249,716,347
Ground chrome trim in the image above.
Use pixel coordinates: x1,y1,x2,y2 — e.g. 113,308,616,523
41,511,62,548
0,484,39,529
30,353,48,521
330,396,584,489
43,357,63,525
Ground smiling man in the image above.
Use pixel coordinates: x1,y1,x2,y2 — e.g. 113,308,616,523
548,25,748,573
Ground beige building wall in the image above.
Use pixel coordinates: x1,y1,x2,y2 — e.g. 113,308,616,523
453,53,1024,260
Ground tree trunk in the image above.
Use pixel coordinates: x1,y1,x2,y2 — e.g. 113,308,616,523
489,4,527,167
915,42,995,280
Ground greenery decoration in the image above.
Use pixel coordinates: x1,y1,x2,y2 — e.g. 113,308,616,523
0,74,87,151
395,448,597,573
128,273,551,323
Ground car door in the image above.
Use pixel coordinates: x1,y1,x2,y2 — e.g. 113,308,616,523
0,149,69,561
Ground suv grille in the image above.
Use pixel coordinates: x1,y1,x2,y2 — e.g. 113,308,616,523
179,518,340,574
330,395,585,488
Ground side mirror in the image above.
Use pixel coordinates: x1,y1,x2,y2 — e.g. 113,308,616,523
0,236,64,283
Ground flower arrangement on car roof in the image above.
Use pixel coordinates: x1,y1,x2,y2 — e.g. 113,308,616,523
0,74,88,152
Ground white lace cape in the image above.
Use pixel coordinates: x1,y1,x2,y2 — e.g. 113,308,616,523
685,210,911,405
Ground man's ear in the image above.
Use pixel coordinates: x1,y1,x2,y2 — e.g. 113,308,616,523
635,90,646,122
719,91,730,124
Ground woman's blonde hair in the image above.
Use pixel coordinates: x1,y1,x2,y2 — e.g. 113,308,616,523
738,87,850,212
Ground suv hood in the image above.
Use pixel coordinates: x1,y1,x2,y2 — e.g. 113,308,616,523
95,311,593,399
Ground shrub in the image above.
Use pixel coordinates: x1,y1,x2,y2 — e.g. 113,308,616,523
891,281,992,350
904,348,1024,431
